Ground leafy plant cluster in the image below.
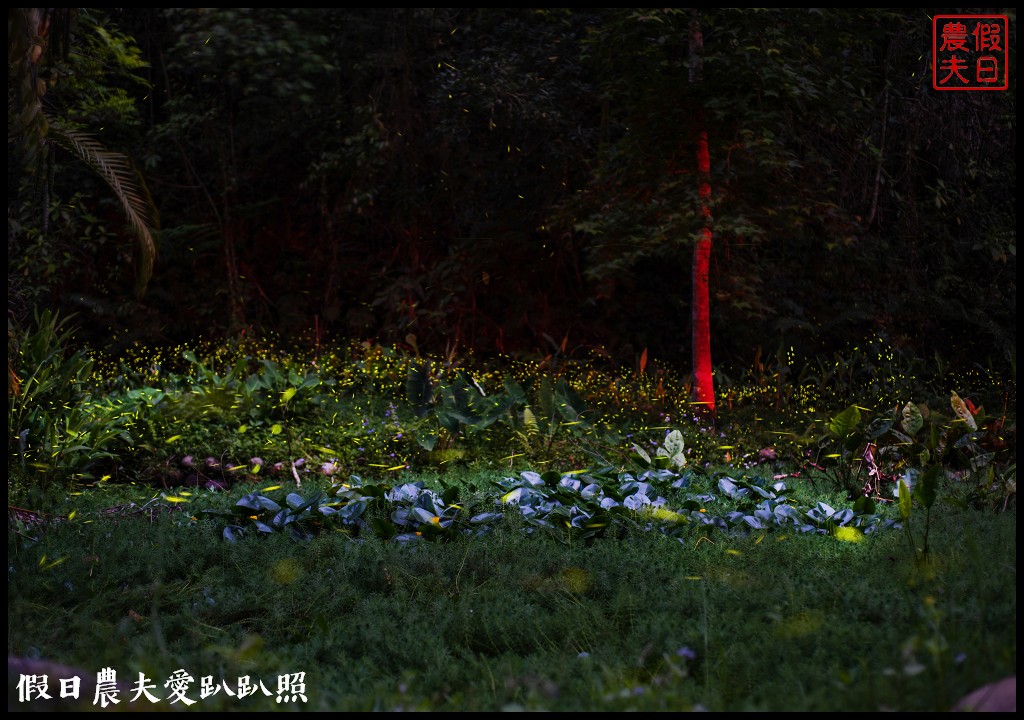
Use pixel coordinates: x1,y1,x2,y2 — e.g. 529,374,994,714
404,361,624,463
8,310,1014,552
209,459,902,547
812,391,1013,511
7,310,140,487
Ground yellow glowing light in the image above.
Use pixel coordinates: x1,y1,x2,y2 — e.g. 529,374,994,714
833,526,863,543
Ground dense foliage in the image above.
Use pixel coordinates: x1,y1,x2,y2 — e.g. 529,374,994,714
7,8,1016,377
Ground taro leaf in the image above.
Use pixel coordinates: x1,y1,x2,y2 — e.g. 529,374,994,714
865,417,893,441
741,515,764,529
435,408,462,434
521,471,545,487
272,509,294,528
631,444,652,467
441,485,460,506
223,525,245,542
815,501,836,518
538,377,556,425
411,506,438,525
406,363,433,417
503,377,527,405
471,512,502,524
359,484,390,499
541,470,562,487
717,477,745,499
898,479,912,522
254,520,275,534
853,496,876,515
913,465,941,510
672,469,698,489
918,447,931,466
236,493,282,513
417,430,439,451
831,508,855,525
774,504,802,522
458,369,486,397
743,483,773,500
336,500,367,522
579,483,601,500
391,508,411,526
828,404,862,440
552,379,578,420
901,402,924,436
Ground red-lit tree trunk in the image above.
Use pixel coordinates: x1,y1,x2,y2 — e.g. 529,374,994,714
690,13,716,421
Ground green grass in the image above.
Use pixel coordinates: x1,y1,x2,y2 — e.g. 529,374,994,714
7,469,1016,712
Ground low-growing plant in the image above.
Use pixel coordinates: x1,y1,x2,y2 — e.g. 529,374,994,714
8,310,138,491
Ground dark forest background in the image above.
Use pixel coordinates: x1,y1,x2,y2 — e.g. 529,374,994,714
8,8,1017,377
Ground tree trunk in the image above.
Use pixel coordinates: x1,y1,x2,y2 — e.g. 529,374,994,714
690,12,716,421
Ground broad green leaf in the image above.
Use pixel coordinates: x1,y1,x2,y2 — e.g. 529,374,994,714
914,465,941,510
631,443,652,466
236,494,281,512
281,387,298,404
828,404,862,439
898,479,912,521
417,430,438,451
541,470,561,487
901,402,924,436
503,377,527,405
865,417,893,441
270,424,283,435
663,429,685,457
405,363,433,416
411,507,439,525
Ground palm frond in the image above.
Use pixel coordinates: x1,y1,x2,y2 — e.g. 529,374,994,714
48,123,159,298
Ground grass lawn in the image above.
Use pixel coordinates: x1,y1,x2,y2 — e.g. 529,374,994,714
8,466,1016,712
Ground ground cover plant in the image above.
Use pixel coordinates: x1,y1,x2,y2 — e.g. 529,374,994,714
7,323,1016,712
